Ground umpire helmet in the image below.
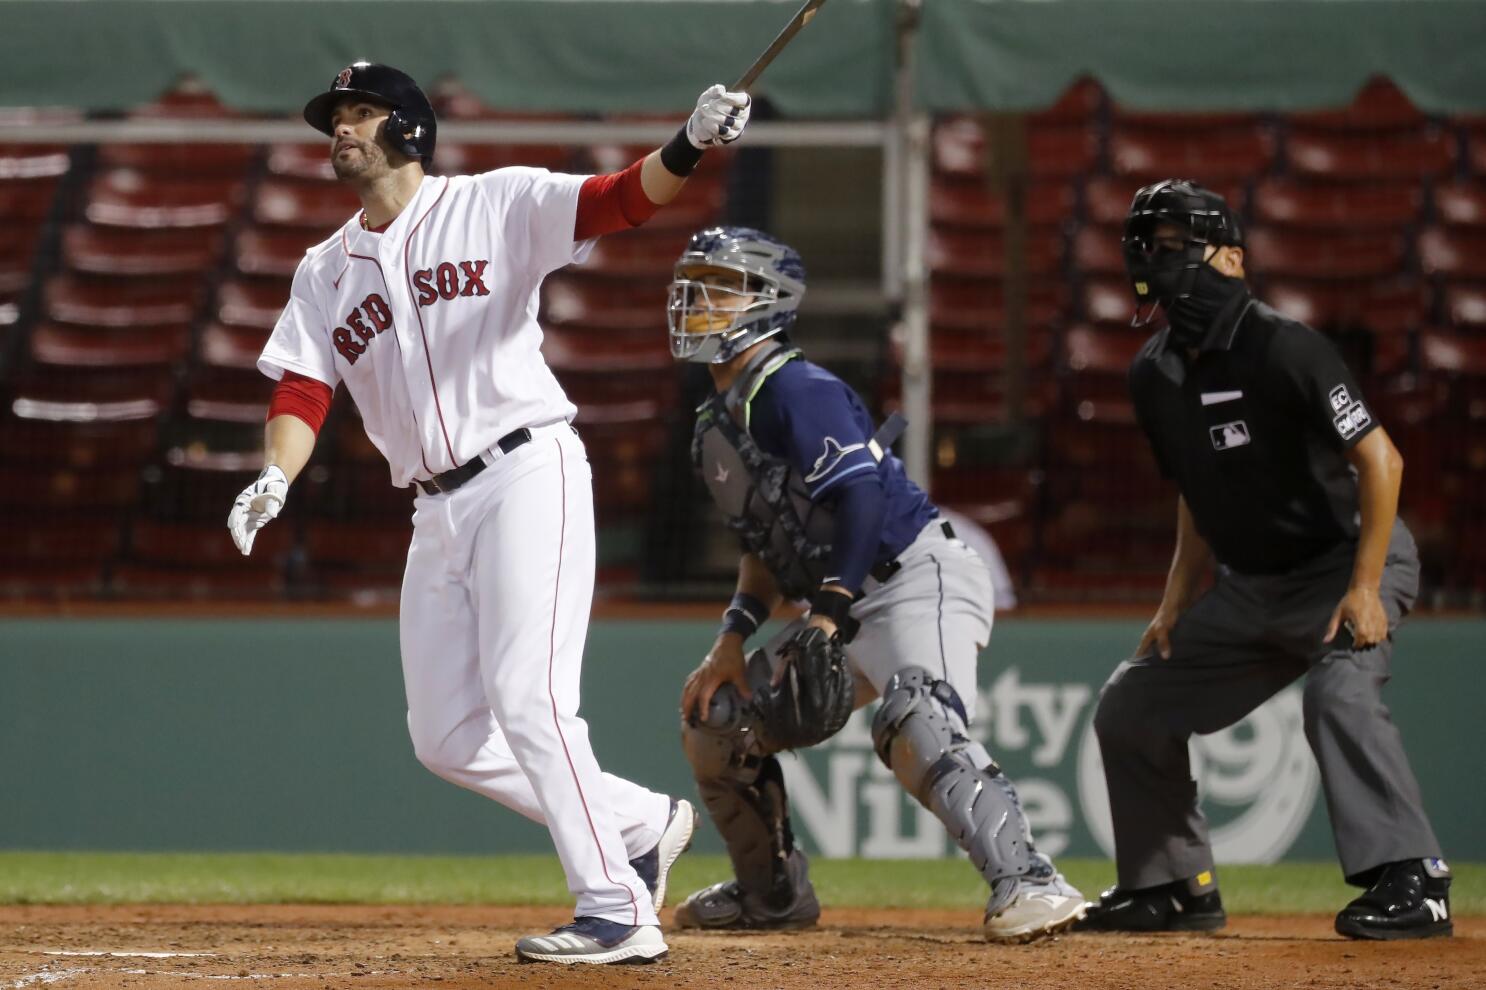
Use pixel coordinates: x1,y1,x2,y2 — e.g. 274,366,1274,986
1122,179,1243,323
303,61,437,166
669,226,807,364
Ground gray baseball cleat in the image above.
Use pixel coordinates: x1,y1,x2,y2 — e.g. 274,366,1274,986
514,917,668,965
984,855,1087,943
674,849,821,931
629,797,696,912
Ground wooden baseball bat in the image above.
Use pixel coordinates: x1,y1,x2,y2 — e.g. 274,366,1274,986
732,0,831,90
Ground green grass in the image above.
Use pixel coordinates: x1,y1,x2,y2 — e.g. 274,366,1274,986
0,853,1480,916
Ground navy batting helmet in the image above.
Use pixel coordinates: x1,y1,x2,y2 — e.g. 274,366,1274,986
1122,178,1242,322
303,61,436,166
668,226,807,364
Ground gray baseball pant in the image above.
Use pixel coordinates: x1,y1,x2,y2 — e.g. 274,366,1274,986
1093,519,1443,888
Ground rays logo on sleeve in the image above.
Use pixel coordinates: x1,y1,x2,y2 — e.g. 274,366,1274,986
805,436,866,484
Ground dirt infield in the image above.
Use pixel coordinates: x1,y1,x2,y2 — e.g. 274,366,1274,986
1,905,1480,989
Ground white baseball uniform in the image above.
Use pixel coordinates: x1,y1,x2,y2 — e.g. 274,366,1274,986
258,167,669,926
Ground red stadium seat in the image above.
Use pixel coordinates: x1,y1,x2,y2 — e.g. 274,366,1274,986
574,227,693,278
216,277,289,330
1263,277,1428,335
1071,225,1126,275
1109,126,1275,182
1245,226,1406,279
0,179,63,224
933,117,1101,180
30,322,190,368
1466,121,1486,179
97,143,257,176
44,272,201,327
252,178,362,231
1421,330,1486,376
199,322,271,370
233,226,324,278
1110,109,1265,132
1435,181,1486,228
0,464,141,511
266,142,339,182
929,276,1069,334
0,563,107,601
1251,178,1423,229
1078,276,1141,328
0,144,70,181
0,222,44,293
927,227,1065,279
1062,324,1149,375
928,326,1056,373
542,273,665,335
929,178,1078,230
0,414,158,469
1443,284,1486,330
62,224,224,277
1418,227,1486,279
0,518,121,565
1287,79,1425,132
435,142,579,176
1285,131,1455,182
84,170,244,229
1029,78,1105,126
12,362,177,406
541,331,671,374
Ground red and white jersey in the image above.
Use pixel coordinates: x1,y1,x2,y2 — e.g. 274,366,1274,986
258,169,594,487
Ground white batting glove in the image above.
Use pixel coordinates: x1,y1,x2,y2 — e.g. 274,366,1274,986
686,84,751,149
227,465,288,556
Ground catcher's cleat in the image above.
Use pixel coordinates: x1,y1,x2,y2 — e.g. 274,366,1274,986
514,917,667,965
630,797,696,912
1074,880,1226,933
1335,858,1453,941
674,850,820,931
984,860,1087,943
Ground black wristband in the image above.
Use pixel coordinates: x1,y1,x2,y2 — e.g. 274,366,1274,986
720,591,770,640
809,588,855,630
660,125,704,178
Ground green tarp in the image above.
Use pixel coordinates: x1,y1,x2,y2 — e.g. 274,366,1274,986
917,0,1486,115
1,0,1484,116
0,0,896,117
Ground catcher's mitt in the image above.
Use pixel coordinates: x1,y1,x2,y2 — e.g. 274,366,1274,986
753,625,854,750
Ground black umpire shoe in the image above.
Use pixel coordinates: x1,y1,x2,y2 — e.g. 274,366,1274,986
1335,858,1453,941
1073,880,1226,933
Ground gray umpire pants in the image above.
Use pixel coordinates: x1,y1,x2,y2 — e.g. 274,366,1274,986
1093,519,1443,888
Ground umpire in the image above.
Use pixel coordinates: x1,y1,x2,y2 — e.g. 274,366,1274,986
1076,180,1451,940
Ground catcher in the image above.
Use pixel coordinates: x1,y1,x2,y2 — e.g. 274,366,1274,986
669,227,1085,942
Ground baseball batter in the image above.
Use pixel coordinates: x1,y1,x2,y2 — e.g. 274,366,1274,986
666,227,1086,942
226,61,752,965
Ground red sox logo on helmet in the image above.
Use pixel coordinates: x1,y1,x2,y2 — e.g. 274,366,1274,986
335,67,354,89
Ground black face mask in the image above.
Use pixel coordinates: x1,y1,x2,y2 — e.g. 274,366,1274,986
1163,263,1247,349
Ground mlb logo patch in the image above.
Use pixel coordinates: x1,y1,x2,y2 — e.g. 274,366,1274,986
1210,420,1251,450
1334,401,1372,440
1329,384,1352,413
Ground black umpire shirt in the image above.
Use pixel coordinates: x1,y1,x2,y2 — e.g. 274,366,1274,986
1129,291,1379,575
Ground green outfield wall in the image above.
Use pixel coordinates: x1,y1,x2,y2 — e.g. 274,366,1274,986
1,618,1480,866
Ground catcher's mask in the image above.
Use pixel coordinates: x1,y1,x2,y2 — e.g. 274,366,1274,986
1122,178,1242,327
669,226,806,364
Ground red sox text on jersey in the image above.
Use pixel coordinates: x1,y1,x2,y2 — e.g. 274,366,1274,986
333,261,490,363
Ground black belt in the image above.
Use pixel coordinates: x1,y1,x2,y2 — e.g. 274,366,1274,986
869,520,956,584
415,428,533,496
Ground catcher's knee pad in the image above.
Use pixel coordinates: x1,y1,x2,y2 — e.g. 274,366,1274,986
871,666,1034,889
682,687,800,900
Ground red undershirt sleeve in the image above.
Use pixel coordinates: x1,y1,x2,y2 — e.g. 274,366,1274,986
573,157,659,240
267,370,335,435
